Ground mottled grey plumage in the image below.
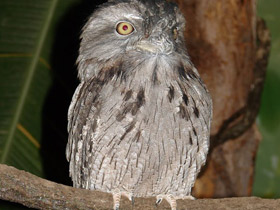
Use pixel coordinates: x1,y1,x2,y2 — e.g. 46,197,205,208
66,0,212,209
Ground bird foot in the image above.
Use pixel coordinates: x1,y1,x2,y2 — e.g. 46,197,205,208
156,194,177,210
155,194,195,210
182,195,196,200
112,190,134,210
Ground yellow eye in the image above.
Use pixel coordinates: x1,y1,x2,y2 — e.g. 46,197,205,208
116,22,134,35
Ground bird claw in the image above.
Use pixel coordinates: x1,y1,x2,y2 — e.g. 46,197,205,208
131,196,135,206
155,195,177,210
112,190,134,210
155,197,163,206
183,195,196,200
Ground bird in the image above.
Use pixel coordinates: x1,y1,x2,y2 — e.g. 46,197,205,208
66,0,212,209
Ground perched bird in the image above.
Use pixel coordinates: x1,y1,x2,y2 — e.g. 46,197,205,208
66,0,212,209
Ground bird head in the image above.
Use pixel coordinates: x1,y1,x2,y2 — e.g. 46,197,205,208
78,0,188,80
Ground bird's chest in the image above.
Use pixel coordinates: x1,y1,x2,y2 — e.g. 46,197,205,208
97,78,194,161
84,65,209,197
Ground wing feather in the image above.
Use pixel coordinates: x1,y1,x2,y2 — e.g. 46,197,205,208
66,78,102,188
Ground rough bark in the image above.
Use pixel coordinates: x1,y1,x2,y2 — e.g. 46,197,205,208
0,164,279,210
174,0,270,197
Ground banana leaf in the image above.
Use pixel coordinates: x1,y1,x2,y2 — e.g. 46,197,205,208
0,0,100,208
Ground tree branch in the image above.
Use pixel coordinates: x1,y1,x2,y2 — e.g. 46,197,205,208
0,164,279,210
210,17,271,151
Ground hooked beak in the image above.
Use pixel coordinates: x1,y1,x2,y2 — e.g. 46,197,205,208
135,34,174,55
135,41,160,54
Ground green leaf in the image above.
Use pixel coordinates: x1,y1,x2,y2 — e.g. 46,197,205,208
0,0,96,208
0,0,98,195
0,0,58,176
254,0,280,198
